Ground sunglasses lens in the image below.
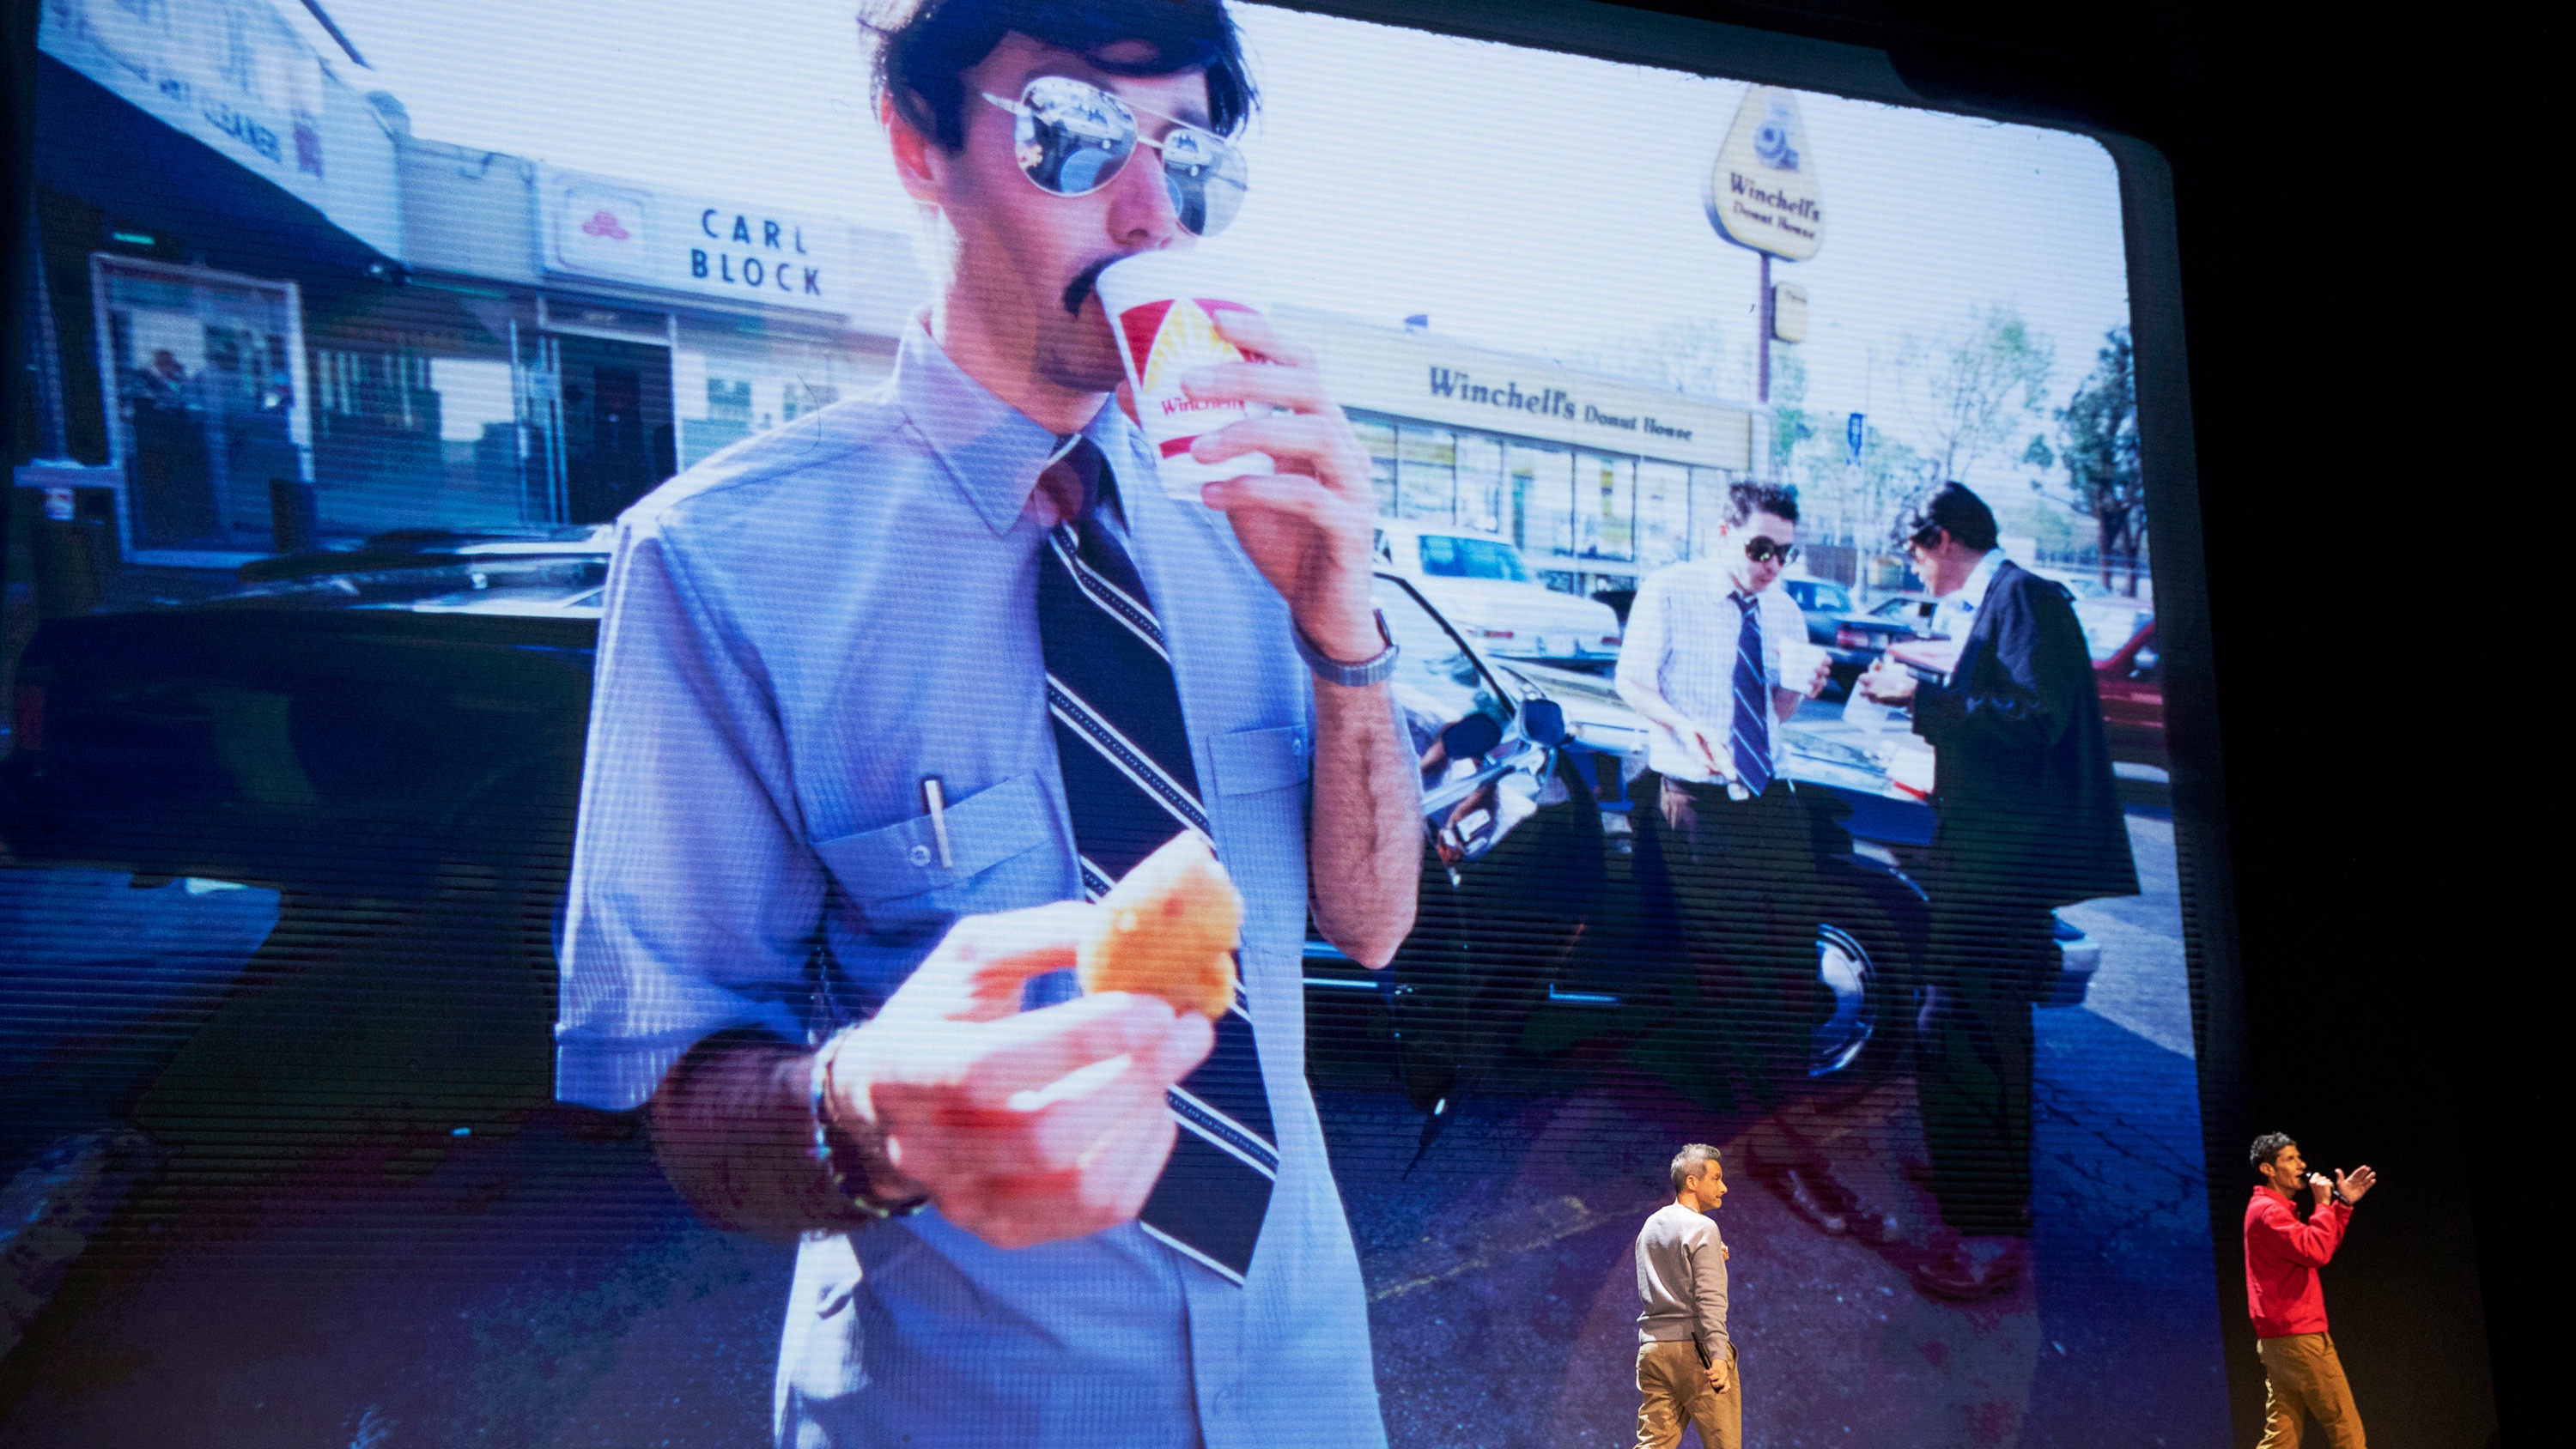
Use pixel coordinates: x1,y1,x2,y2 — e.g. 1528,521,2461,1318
1159,128,1248,236
1014,76,1136,196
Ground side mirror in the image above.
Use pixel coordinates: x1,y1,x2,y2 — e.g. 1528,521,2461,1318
1440,712,1505,761
2129,646,2159,681
1516,699,1567,748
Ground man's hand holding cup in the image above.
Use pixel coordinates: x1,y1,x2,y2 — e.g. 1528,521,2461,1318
1860,655,1917,705
1093,252,1378,662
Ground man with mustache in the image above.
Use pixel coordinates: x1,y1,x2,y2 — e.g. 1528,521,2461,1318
552,3,1419,1443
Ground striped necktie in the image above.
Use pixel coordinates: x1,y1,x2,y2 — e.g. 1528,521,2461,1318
1034,436,1277,1285
1729,590,1773,796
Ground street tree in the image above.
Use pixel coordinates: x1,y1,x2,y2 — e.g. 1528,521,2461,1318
1898,303,2056,485
2044,325,2145,595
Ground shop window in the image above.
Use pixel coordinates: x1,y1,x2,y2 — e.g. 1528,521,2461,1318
1689,467,1741,558
1577,452,1634,561
781,380,840,422
94,256,307,561
1637,459,1688,571
311,346,532,537
1455,433,1506,537
1353,415,1398,516
1396,425,1455,523
1507,441,1573,559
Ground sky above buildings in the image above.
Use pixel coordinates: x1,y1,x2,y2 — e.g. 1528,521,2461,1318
321,0,2131,476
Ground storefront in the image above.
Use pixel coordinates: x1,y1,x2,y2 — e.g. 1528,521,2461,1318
21,0,1760,596
1281,309,1759,597
25,0,407,567
287,145,928,543
16,0,930,566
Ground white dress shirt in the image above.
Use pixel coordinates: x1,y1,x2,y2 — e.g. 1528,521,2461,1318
1931,548,2006,641
1615,559,1805,784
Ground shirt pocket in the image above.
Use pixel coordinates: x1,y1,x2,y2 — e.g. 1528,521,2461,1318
1208,723,1311,799
1205,724,1312,960
814,773,1065,947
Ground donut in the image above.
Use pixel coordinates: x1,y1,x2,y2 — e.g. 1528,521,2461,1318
1077,832,1241,1018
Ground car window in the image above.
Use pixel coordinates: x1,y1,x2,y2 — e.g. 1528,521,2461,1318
1414,534,1531,582
1783,579,1844,610
1461,538,1531,582
1373,574,1513,756
2075,603,2152,661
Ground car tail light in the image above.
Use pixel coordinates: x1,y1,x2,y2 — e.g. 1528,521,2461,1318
1472,627,1514,640
11,685,41,752
1601,634,1621,648
1835,626,1867,648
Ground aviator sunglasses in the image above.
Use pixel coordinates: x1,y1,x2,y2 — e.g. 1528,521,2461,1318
980,75,1249,238
1742,537,1801,565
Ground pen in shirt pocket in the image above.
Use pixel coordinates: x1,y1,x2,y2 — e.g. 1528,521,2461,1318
920,776,953,869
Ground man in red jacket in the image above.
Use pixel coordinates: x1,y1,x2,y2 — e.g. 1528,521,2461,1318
2244,1132,2379,1447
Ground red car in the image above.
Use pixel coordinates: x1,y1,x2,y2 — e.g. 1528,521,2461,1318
1883,599,2163,772
2078,601,2163,769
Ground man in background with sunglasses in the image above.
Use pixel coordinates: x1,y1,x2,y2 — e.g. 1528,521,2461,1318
553,2,1416,1445
1859,482,2136,1299
1616,482,1833,1126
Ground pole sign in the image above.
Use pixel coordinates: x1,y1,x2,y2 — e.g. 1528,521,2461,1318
1846,412,1866,465
1706,86,1824,261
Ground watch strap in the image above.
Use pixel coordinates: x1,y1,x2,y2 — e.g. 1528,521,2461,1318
810,1030,931,1221
1293,608,1400,687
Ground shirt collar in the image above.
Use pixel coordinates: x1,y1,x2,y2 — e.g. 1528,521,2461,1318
1952,549,2006,612
892,317,1139,537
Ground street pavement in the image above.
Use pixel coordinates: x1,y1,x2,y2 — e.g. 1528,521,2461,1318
0,812,2222,1447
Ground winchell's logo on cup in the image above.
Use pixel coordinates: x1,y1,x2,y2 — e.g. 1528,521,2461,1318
1097,252,1275,499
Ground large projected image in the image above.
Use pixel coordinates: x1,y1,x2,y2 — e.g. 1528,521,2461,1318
3,2,2219,1446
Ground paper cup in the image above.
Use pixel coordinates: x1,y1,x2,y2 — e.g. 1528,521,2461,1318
1094,251,1275,500
1777,639,1826,691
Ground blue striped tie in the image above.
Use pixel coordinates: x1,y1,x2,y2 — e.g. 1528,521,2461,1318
1729,591,1773,796
1035,436,1276,1285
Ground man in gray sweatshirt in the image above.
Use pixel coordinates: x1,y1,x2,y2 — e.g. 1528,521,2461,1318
1633,1143,1737,1449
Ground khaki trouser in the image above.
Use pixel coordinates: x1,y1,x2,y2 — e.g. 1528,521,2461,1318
2256,1332,2365,1449
1634,1338,1740,1449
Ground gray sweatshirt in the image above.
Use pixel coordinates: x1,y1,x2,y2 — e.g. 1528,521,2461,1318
1635,1203,1729,1352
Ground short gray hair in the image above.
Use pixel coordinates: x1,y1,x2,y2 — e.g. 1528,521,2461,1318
1669,1143,1721,1191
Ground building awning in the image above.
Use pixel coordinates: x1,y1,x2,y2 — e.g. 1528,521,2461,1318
33,52,396,280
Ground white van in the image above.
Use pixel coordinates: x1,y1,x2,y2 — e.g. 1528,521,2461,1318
1372,522,1623,667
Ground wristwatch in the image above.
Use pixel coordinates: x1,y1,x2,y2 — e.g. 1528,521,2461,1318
1293,609,1400,687
810,1029,931,1221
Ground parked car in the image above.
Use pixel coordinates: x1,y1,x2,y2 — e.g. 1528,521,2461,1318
1776,576,1917,697
1370,521,1623,669
2030,567,2111,601
2077,601,2163,769
2,536,2099,1151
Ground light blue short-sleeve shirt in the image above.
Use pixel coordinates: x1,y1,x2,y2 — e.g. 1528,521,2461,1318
555,321,1384,1448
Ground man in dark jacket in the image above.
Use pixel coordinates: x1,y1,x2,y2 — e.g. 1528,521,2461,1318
1860,482,2137,1298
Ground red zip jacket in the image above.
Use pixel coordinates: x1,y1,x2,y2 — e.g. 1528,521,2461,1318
2244,1185,2348,1337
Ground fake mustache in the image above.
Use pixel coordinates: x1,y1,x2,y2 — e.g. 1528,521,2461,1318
1062,254,1126,317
